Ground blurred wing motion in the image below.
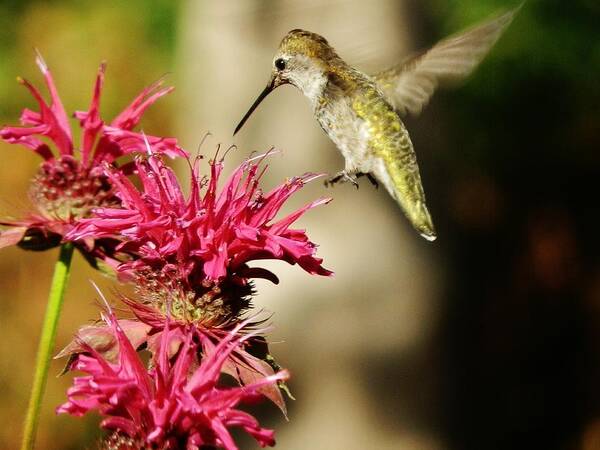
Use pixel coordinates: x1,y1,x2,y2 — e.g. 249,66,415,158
373,7,520,116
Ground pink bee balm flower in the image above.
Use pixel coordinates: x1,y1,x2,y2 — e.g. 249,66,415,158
57,309,288,450
58,296,291,415
68,151,332,326
0,54,186,259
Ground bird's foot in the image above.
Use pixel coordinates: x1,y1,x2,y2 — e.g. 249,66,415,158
324,170,359,189
357,172,379,189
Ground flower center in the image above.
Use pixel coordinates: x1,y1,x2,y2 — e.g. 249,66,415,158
30,155,120,221
135,272,254,327
101,432,141,450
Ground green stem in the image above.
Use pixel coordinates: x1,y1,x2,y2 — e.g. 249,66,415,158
20,242,74,450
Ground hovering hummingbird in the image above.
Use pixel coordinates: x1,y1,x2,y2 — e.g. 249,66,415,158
234,7,519,241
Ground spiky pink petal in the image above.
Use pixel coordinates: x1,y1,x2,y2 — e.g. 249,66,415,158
75,62,106,166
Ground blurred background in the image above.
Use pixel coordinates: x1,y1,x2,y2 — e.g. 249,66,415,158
0,0,599,449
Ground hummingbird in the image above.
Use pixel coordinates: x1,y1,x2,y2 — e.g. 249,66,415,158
234,7,519,241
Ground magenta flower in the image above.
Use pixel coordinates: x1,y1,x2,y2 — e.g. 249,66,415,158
58,295,291,415
68,151,332,325
0,55,186,259
58,308,288,450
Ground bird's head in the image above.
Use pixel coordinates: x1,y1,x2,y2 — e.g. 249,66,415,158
234,29,337,135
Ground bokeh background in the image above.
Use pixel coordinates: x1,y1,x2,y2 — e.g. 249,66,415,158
0,0,599,449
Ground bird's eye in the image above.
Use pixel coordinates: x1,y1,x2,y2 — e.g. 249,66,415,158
275,58,286,71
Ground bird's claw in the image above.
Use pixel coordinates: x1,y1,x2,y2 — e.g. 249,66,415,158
357,172,379,189
324,171,359,189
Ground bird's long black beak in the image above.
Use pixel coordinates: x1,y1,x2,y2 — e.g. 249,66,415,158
233,77,276,136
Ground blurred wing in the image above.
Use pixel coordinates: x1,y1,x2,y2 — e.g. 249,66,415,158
373,7,519,116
